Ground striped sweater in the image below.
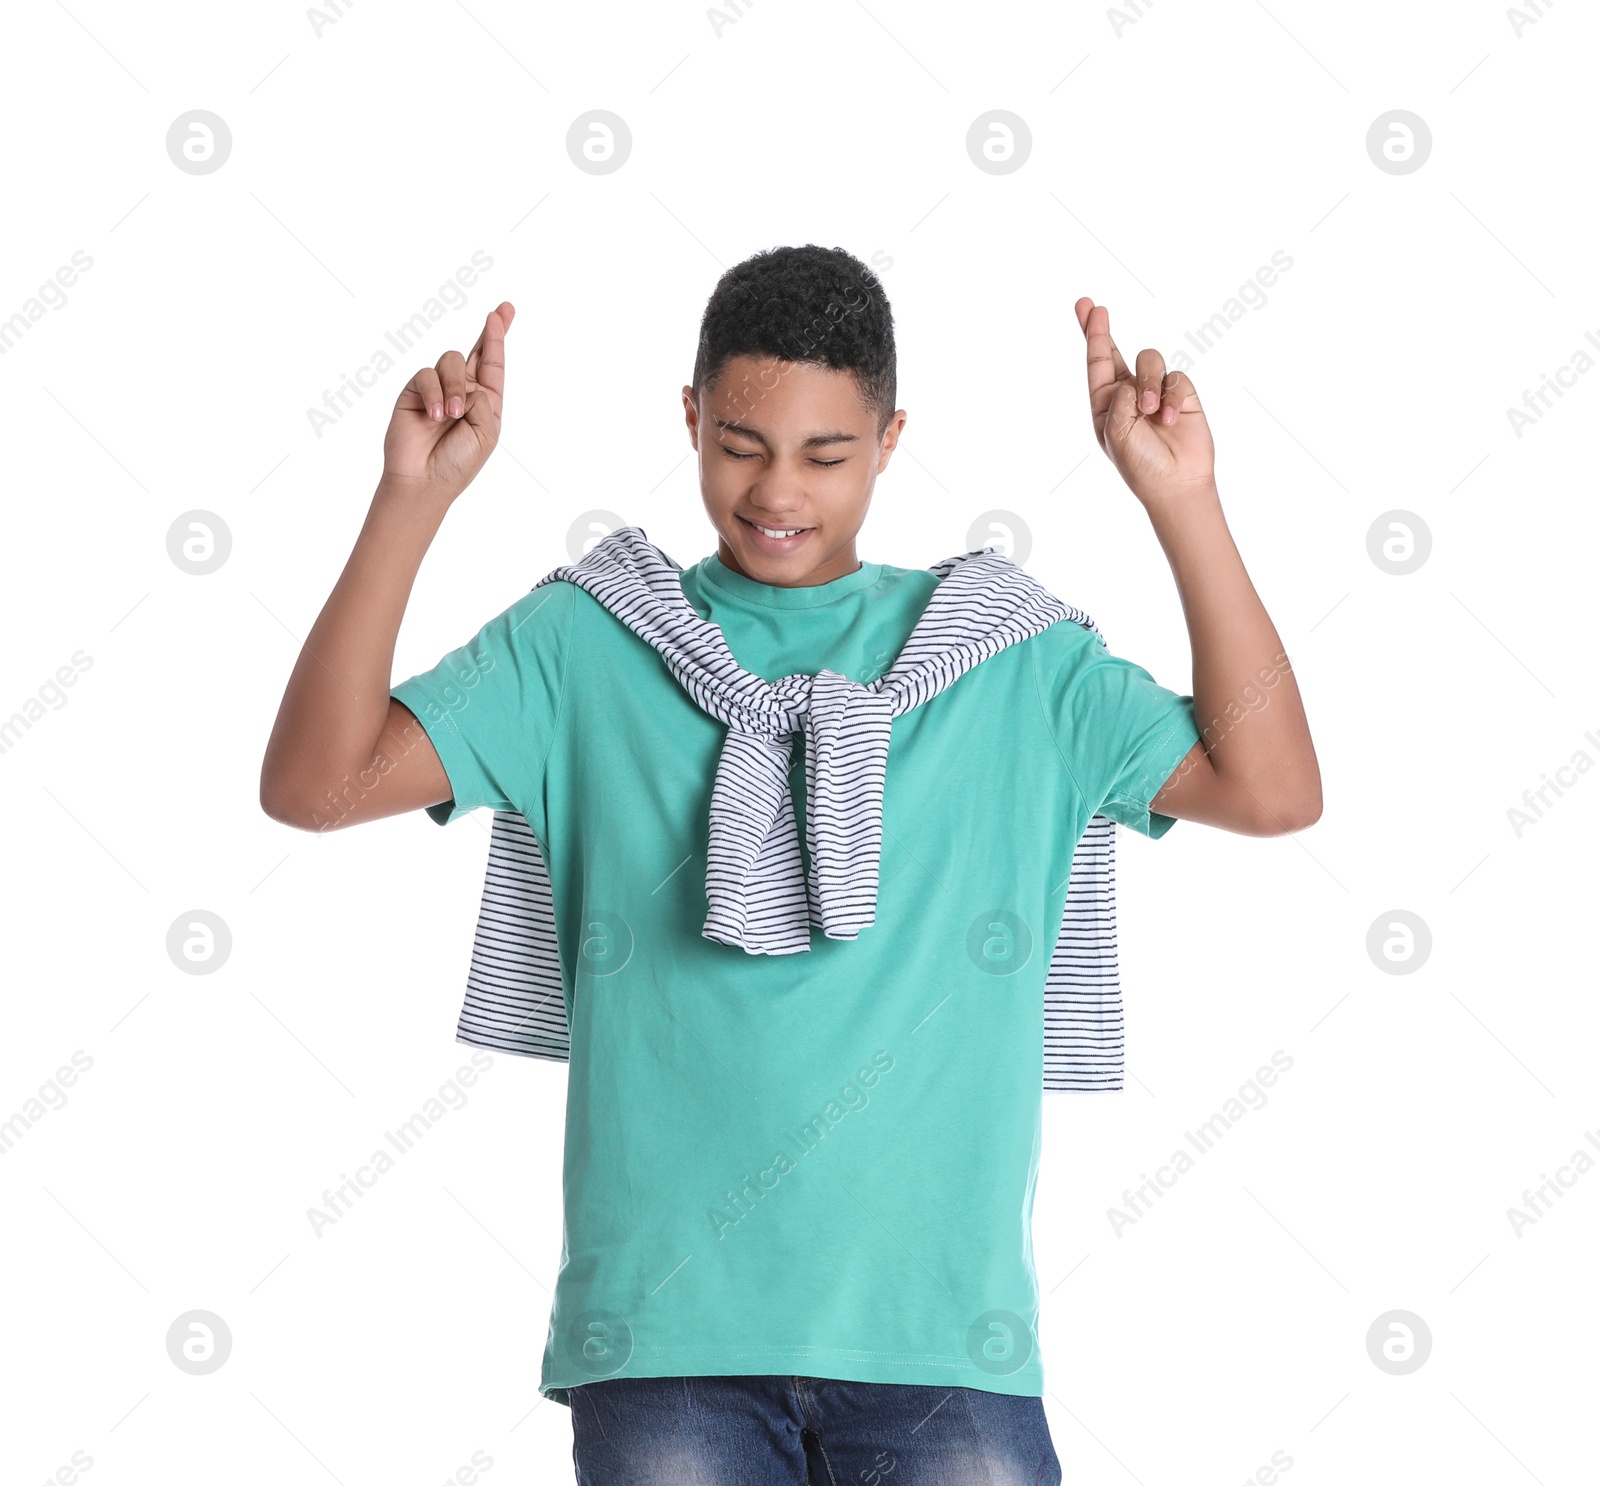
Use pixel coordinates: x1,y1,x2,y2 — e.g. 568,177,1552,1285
449,526,1132,1094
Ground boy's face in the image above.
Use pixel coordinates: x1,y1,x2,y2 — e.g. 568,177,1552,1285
683,355,905,588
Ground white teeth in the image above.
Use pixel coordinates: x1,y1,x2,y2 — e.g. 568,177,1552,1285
750,519,806,539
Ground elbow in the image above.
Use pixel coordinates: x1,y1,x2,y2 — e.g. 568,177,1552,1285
1276,799,1322,833
259,767,284,825
259,769,323,832
1265,783,1322,834
259,781,305,830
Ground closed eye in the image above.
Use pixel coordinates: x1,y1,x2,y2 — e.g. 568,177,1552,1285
721,447,845,468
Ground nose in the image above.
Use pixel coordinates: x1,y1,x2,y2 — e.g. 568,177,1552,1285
739,464,811,515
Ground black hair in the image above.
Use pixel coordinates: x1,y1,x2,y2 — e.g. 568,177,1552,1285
691,244,897,439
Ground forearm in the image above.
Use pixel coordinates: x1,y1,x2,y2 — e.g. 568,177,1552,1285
1146,485,1320,822
259,477,449,812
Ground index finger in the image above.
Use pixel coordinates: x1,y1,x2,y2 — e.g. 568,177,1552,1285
465,300,515,384
1074,297,1131,403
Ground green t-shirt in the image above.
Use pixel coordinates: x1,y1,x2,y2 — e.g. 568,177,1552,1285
391,550,1201,1405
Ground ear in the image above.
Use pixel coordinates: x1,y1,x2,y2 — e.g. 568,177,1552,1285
877,409,908,470
682,385,700,448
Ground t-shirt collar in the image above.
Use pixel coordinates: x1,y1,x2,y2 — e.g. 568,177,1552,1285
694,551,884,610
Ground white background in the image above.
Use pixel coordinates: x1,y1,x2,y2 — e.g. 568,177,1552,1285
2,1,1596,1482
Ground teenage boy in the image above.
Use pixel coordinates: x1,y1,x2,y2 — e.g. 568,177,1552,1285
260,245,1320,1485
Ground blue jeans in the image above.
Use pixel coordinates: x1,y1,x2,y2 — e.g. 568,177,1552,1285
568,1374,1062,1485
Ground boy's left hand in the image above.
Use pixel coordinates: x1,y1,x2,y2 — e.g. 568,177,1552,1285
1076,297,1216,507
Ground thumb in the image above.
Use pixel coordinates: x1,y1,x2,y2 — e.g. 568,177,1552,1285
1103,379,1141,449
462,383,499,442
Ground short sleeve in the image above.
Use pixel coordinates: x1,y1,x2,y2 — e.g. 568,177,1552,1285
390,580,578,826
1033,619,1203,840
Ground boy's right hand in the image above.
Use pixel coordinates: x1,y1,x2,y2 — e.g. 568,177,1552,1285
382,301,515,503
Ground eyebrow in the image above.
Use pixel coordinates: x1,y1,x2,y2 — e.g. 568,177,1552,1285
714,416,859,450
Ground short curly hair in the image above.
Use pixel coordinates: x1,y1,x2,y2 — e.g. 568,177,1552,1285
691,244,897,438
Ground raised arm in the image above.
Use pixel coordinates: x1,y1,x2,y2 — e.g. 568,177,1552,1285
1075,297,1321,836
259,302,515,831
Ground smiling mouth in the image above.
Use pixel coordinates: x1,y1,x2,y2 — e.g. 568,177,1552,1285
737,513,814,540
